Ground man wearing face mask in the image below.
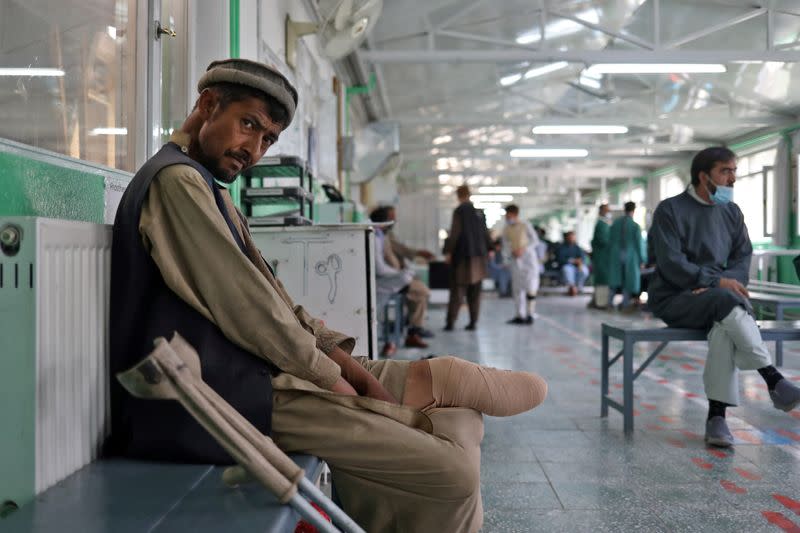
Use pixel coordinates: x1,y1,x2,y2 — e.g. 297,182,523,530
648,146,800,448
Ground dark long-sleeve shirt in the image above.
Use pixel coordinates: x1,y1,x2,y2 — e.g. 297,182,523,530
555,243,586,267
647,188,752,323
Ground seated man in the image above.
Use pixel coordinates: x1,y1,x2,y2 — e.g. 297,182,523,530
648,146,800,448
556,231,589,296
369,206,427,354
378,205,436,340
108,58,548,533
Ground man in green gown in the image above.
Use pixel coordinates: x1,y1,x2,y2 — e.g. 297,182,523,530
608,201,645,312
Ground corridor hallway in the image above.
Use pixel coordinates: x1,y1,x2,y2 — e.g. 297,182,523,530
393,293,800,532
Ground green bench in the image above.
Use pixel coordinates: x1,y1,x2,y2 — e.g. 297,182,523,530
2,455,323,532
601,320,800,435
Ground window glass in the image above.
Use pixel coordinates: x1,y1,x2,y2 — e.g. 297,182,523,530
749,148,777,174
736,173,765,241
660,174,685,200
764,167,774,236
160,0,188,145
628,186,647,229
0,0,138,171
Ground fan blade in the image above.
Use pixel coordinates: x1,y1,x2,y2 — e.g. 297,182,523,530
352,0,382,20
334,0,354,32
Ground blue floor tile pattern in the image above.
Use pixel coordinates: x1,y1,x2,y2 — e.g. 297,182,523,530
391,291,800,532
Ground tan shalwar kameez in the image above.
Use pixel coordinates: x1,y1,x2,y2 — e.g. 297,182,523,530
383,231,430,329
137,137,484,533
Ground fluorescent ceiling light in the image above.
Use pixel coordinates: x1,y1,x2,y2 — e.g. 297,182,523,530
587,63,727,74
479,186,529,194
0,68,65,77
532,125,628,134
107,26,118,39
500,73,522,86
470,194,514,203
473,202,505,210
433,134,452,145
516,9,600,45
524,61,569,79
89,127,128,136
510,148,588,158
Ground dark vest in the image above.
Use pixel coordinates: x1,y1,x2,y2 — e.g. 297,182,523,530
108,142,275,464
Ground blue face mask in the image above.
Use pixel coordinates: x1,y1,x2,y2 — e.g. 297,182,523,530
710,184,734,205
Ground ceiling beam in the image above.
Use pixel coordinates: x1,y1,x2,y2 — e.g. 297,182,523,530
664,8,767,49
547,9,654,50
360,49,800,63
395,115,787,128
425,167,648,178
405,142,708,152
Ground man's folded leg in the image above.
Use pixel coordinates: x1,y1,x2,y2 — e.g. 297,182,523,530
271,377,484,533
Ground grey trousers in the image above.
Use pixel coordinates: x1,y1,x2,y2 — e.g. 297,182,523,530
705,306,772,405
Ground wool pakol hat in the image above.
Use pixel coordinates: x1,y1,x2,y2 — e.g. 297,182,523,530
197,58,298,127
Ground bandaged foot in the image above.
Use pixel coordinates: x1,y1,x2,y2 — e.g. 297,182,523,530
425,356,547,416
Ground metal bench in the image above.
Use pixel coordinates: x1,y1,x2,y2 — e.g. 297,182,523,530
748,292,800,366
380,293,405,347
2,455,324,532
601,320,800,435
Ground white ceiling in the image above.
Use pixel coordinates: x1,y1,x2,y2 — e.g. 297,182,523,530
345,0,800,215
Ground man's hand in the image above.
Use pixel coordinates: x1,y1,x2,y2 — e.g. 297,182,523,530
444,253,452,265
512,248,524,259
719,277,749,298
330,376,358,396
327,346,400,404
416,250,435,261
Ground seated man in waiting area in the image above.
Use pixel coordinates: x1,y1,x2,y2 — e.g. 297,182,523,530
648,146,800,448
108,58,547,533
556,230,589,296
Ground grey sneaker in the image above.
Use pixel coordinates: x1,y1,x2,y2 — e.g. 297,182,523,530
770,379,800,412
705,416,734,448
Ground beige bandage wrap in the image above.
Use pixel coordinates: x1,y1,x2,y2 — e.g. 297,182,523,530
427,356,548,416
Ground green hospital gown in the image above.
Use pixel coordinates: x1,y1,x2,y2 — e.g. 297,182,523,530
607,215,645,294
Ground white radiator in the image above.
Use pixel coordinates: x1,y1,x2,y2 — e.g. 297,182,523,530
35,219,112,493
0,217,112,501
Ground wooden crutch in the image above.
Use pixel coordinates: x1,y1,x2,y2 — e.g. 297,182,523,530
116,333,365,533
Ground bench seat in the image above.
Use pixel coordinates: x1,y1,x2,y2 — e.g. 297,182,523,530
601,320,800,435
3,455,322,532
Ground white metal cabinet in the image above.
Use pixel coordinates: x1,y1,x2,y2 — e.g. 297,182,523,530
250,224,377,359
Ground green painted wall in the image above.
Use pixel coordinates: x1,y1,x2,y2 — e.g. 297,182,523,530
0,153,105,222
0,139,131,223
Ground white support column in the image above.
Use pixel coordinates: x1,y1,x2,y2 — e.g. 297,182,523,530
767,1,775,51
539,1,548,49
653,0,660,50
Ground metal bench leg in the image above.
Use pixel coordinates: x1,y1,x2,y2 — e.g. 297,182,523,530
776,305,784,367
623,338,634,435
601,333,609,417
394,297,403,343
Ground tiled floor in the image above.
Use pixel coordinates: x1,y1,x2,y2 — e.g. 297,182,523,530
392,291,800,532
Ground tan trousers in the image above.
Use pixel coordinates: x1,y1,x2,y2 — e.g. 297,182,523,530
271,358,484,533
406,278,430,328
